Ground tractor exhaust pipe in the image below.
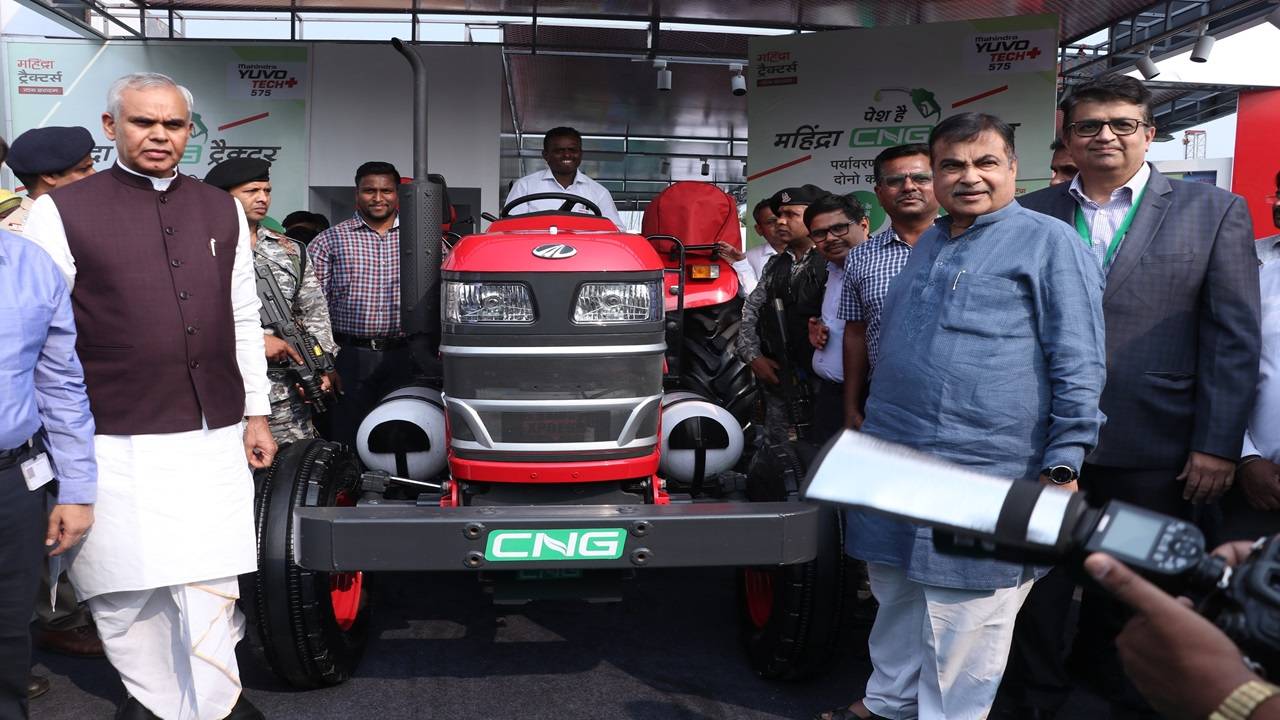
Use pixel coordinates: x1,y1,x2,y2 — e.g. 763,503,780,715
391,37,444,380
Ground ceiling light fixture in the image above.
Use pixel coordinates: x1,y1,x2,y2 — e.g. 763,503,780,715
729,63,746,96
654,60,672,91
1137,47,1161,79
1191,24,1215,63
700,158,710,176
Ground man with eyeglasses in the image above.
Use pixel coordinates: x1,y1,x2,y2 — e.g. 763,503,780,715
721,198,786,296
803,193,869,442
1048,137,1078,186
997,74,1260,720
837,144,939,432
734,184,828,444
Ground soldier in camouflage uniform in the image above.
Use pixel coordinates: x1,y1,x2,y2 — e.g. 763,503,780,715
206,158,338,444
735,184,829,443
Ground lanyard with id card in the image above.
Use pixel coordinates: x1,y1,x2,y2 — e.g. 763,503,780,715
22,450,55,492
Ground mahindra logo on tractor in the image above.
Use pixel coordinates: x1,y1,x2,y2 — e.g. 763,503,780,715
484,528,626,561
532,243,577,259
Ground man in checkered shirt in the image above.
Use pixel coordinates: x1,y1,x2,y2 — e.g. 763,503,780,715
838,144,939,431
308,160,418,447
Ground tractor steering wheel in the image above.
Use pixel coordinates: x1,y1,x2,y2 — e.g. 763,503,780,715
500,192,603,219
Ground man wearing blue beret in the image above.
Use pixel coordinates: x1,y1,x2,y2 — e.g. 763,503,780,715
3,126,96,236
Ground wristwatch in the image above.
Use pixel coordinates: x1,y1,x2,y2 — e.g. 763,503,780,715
1210,680,1280,720
1042,465,1078,485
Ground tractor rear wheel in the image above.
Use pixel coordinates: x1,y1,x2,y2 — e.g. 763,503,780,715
675,298,758,427
240,439,369,689
738,442,863,680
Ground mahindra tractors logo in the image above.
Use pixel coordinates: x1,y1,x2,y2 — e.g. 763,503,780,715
532,243,577,259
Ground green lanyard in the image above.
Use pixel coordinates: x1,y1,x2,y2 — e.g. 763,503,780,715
1074,185,1147,269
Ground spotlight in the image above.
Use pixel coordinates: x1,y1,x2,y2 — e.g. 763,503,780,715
1270,5,1280,30
700,158,710,176
1191,26,1214,63
729,63,746,96
660,157,670,174
655,60,672,91
1137,48,1161,80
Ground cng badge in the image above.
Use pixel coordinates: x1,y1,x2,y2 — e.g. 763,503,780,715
485,528,626,561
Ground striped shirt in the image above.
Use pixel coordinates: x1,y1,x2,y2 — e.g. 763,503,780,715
837,226,913,370
308,213,402,338
1067,161,1150,272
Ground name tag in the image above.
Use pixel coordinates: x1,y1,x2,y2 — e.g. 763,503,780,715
21,452,54,492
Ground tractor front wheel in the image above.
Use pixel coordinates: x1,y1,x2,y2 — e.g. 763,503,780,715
240,439,369,689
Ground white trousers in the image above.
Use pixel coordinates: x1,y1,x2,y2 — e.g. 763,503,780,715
863,563,1034,720
88,577,245,720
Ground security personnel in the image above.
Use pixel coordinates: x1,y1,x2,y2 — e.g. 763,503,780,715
206,158,338,445
735,184,829,443
3,126,96,235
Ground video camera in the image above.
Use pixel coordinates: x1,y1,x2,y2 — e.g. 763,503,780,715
803,431,1280,675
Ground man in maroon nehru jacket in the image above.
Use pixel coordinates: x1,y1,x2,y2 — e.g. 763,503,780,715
23,72,274,720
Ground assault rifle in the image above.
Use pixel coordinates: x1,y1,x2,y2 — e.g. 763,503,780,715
771,298,813,441
255,264,336,413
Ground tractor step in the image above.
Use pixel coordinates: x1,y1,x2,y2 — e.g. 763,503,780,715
292,501,820,572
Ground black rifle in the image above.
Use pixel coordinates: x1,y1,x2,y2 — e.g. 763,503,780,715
255,264,336,413
772,298,813,441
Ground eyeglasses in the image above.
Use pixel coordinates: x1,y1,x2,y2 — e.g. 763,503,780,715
810,221,855,243
1066,118,1151,137
880,172,933,189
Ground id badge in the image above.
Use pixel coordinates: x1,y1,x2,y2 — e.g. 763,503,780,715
21,452,54,492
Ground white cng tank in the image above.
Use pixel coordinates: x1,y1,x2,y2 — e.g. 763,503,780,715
355,384,448,480
658,391,744,483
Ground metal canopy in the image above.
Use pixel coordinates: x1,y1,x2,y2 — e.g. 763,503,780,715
17,0,1271,203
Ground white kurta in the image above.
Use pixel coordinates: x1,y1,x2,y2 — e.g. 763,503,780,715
23,162,271,599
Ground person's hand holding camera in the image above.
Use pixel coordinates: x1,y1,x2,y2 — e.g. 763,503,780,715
1085,549,1280,720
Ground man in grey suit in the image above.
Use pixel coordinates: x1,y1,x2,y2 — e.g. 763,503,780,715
995,75,1261,720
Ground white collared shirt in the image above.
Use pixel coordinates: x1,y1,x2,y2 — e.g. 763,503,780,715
505,168,625,230
732,242,779,296
1244,260,1280,460
1068,161,1151,271
1256,234,1280,267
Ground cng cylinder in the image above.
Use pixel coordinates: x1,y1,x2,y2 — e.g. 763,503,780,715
355,384,447,480
658,391,744,484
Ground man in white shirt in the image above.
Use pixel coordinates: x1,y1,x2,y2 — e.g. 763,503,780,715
721,198,785,296
805,194,868,442
504,126,625,230
1256,170,1280,266
1230,258,1280,539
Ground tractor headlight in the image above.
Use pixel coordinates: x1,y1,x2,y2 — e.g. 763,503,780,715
572,281,662,324
443,282,535,323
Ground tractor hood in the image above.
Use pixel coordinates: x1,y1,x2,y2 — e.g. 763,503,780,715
445,222,663,274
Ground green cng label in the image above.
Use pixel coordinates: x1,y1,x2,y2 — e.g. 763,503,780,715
484,528,627,561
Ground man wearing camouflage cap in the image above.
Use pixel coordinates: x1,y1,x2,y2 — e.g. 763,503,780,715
735,184,830,444
205,157,338,444
3,126,97,235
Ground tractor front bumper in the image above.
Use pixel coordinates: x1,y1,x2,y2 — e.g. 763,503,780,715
292,501,820,571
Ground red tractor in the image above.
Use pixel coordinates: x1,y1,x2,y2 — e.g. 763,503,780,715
240,39,860,691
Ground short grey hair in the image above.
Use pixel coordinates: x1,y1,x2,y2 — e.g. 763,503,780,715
106,72,195,120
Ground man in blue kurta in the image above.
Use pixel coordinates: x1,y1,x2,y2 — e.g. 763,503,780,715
824,113,1106,720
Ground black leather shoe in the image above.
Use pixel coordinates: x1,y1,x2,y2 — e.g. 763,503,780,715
223,694,265,720
115,696,161,720
27,674,50,700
